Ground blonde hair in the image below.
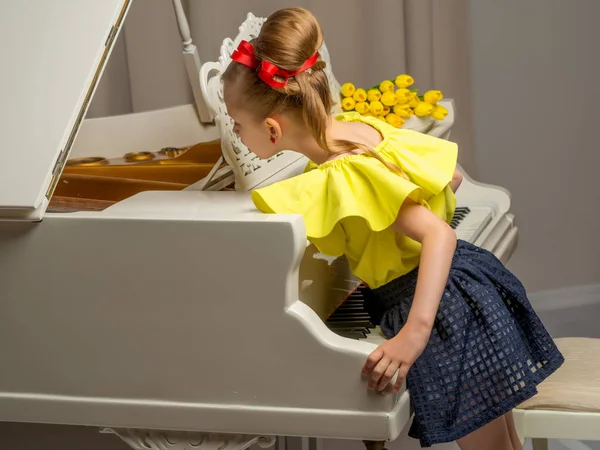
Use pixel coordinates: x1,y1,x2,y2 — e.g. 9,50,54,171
222,7,402,175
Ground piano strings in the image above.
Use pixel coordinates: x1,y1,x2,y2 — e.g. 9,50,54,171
48,140,231,212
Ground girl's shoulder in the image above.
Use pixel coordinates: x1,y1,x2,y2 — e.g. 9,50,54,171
250,112,458,256
306,112,458,196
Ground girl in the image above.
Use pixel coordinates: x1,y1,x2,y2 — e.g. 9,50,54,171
222,7,564,449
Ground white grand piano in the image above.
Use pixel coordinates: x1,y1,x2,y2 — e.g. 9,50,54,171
0,1,518,449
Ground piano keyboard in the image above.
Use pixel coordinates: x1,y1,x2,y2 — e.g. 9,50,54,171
325,206,493,342
325,287,374,340
453,206,493,243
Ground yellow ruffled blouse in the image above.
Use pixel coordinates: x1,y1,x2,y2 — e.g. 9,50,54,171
252,112,458,289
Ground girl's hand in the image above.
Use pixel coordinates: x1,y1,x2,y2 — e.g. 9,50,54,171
362,322,430,392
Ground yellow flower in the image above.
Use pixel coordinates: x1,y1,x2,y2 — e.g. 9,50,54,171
377,115,387,122
362,112,373,117
431,104,449,120
369,100,384,115
367,89,382,102
353,88,367,102
355,101,370,114
381,91,398,107
408,92,420,108
395,88,411,104
341,83,356,97
395,74,414,88
423,90,443,104
382,105,391,116
386,113,405,128
379,80,395,93
414,101,434,117
342,97,356,111
393,103,413,118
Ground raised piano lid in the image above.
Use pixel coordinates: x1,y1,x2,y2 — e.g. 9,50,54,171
0,0,131,222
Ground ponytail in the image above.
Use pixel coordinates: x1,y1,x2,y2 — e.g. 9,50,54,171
295,69,406,177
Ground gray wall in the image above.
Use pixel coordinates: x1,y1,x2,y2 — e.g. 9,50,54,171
469,0,600,292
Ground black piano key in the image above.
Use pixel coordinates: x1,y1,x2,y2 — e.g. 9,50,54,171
328,309,369,316
332,312,368,319
327,319,374,328
328,315,372,321
335,319,372,327
328,326,372,335
331,304,366,312
340,302,364,308
335,331,367,339
328,326,373,339
448,207,472,230
327,313,371,319
326,283,379,339
334,305,365,312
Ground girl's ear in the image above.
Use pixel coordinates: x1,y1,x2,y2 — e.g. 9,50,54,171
264,116,283,141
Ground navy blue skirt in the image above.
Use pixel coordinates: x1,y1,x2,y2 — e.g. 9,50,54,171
363,240,564,447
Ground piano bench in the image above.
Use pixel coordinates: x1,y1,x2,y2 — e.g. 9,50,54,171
514,337,600,450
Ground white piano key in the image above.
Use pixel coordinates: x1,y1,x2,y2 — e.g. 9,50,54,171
453,206,494,243
362,327,388,346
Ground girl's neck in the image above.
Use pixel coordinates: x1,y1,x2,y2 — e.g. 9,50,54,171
283,116,360,165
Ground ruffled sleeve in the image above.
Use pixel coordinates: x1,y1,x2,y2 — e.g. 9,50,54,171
336,112,458,196
384,129,457,196
251,156,425,256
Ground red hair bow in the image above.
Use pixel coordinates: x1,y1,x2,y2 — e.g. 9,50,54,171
231,40,319,89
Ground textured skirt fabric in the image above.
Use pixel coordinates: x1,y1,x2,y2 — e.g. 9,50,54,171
362,240,565,448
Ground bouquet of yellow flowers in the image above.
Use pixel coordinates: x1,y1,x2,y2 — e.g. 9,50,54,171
340,74,448,129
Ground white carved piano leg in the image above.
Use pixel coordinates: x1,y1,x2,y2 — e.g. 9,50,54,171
102,428,276,450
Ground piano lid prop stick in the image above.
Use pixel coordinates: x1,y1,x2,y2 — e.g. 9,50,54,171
172,0,213,123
